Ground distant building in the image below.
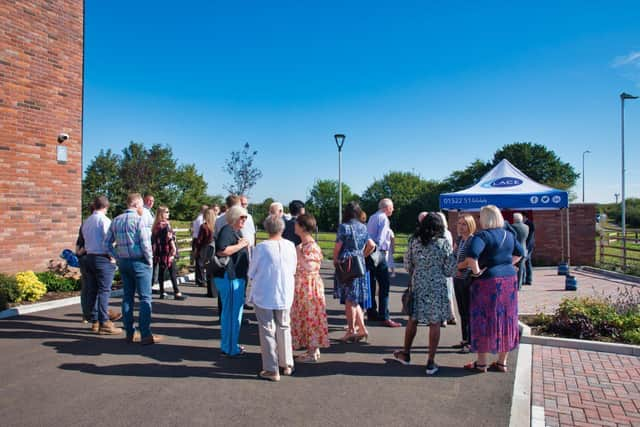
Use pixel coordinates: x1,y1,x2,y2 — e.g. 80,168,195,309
0,1,84,273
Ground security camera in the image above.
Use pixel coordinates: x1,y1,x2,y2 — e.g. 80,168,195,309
57,133,69,143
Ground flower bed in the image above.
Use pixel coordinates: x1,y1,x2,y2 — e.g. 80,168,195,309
521,288,640,345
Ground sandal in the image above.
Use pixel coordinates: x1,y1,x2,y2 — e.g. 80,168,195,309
489,361,508,372
392,350,411,365
296,352,318,363
281,365,295,376
463,361,488,373
258,370,280,382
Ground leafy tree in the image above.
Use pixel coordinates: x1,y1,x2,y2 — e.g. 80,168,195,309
443,159,492,192
82,141,209,220
171,164,211,220
120,142,179,210
82,149,124,217
444,142,579,193
305,180,358,231
222,142,263,195
360,171,435,232
491,142,578,190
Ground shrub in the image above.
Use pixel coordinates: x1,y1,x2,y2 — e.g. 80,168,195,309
539,290,640,344
0,273,20,306
36,272,81,293
15,271,47,303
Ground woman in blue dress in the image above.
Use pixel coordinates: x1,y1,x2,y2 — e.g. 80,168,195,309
333,202,376,343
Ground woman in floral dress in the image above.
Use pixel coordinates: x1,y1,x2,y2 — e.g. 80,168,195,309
333,202,375,343
290,214,330,362
392,212,456,375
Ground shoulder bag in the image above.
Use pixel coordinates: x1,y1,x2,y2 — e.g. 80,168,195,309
335,225,366,283
401,276,413,315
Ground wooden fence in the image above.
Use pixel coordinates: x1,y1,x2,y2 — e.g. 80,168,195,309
597,227,640,272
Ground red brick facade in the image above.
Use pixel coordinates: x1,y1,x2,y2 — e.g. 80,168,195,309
0,1,83,273
447,204,597,267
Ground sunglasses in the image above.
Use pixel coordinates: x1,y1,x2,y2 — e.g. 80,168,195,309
240,216,248,220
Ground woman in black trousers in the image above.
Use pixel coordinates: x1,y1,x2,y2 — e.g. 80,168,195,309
453,214,476,353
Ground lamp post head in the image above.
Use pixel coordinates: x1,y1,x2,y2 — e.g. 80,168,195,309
621,92,638,100
334,134,346,151
583,149,591,155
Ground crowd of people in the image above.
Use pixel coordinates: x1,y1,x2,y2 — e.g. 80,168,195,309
76,191,534,380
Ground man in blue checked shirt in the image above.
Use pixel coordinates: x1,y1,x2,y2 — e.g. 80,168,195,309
105,193,162,345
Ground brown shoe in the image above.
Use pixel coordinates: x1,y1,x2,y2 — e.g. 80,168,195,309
98,320,123,335
125,331,141,343
140,334,164,345
108,309,122,322
91,321,100,333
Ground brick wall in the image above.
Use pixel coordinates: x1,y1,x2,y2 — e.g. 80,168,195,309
447,204,597,267
0,1,83,274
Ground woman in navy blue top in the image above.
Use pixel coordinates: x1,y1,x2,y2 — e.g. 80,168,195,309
463,205,523,373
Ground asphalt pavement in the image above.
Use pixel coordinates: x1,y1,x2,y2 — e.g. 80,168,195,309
0,264,516,427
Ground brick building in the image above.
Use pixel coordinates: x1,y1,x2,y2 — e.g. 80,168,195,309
0,1,84,273
447,204,597,266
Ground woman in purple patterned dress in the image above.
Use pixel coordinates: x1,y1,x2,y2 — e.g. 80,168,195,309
464,205,523,373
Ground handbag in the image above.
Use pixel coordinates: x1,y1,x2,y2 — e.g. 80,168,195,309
335,225,366,283
401,277,413,315
367,246,384,268
204,239,229,276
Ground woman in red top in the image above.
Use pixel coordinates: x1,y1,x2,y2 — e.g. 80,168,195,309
152,206,186,301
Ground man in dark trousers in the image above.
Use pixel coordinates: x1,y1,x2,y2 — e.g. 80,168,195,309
523,214,535,286
282,200,305,246
511,213,529,289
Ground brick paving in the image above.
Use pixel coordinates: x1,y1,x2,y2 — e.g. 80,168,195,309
532,345,640,427
519,268,639,315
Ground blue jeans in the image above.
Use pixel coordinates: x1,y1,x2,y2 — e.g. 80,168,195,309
78,255,92,321
524,252,533,285
214,274,245,355
118,258,153,339
367,257,391,320
84,254,116,323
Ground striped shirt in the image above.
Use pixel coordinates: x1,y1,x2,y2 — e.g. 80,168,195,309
104,209,152,264
455,235,473,279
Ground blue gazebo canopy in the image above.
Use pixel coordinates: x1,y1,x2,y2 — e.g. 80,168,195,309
439,159,569,211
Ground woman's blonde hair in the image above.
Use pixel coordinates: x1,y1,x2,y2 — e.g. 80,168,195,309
203,207,217,234
152,205,169,232
460,214,477,234
479,205,504,229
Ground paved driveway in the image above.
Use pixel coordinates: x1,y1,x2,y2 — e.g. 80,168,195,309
0,265,516,427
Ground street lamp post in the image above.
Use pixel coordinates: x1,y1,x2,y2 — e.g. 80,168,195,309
620,92,638,270
582,150,591,203
334,134,346,226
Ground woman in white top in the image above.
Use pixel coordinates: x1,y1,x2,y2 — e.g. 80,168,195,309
248,214,298,382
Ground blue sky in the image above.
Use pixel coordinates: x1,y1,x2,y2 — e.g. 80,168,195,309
83,1,640,205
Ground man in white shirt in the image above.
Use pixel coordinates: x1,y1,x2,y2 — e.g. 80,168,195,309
141,194,155,229
240,195,256,248
366,198,400,327
191,205,208,287
82,196,121,335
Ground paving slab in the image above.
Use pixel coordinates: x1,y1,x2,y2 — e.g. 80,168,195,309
519,268,639,315
0,263,516,427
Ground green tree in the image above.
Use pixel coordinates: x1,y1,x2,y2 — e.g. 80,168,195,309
222,142,263,195
171,164,211,221
444,143,579,193
305,180,357,231
360,171,435,232
82,142,209,220
82,149,124,217
443,159,492,192
120,142,179,210
491,142,578,190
